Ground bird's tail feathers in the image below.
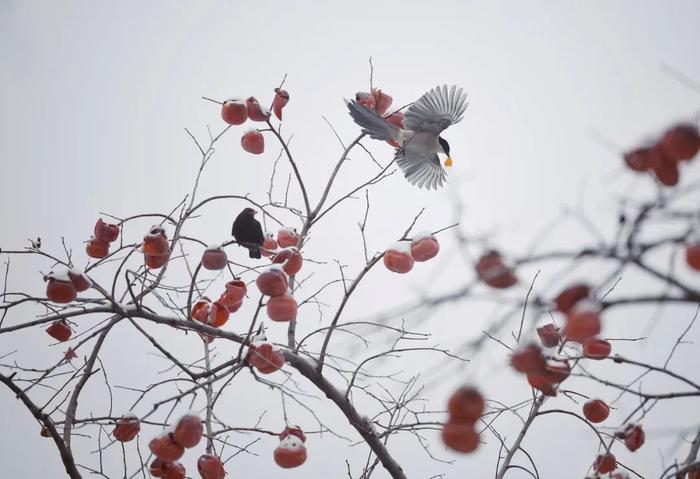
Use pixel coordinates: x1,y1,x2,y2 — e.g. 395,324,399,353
346,100,401,141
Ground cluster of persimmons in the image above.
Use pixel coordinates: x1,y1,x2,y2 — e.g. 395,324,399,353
440,120,699,477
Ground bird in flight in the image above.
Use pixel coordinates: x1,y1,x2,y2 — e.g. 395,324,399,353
231,208,264,258
347,85,468,189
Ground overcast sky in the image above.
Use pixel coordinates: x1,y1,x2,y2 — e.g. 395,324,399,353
2,1,700,478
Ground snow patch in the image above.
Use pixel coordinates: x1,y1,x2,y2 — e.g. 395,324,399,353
48,268,71,282
265,264,288,275
411,231,435,241
387,241,411,254
278,434,304,450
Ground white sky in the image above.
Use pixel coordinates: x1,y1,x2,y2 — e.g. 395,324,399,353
1,1,700,478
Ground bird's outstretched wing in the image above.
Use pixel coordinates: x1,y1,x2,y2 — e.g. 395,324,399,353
394,149,447,190
346,100,401,141
403,85,468,134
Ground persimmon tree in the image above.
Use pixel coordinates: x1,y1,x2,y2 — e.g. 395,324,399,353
1,72,699,479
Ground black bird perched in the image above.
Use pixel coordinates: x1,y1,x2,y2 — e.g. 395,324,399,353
231,208,264,258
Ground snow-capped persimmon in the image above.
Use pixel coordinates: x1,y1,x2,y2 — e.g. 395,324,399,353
475,250,517,288
145,252,170,269
277,228,299,248
685,243,700,271
385,112,404,147
272,88,290,121
246,96,271,122
620,424,645,452
86,239,110,259
274,433,307,468
173,413,203,449
221,98,248,125
256,266,289,297
112,413,140,442
447,386,485,423
583,337,612,359
261,234,278,257
266,294,298,322
510,344,545,373
241,129,265,154
554,283,590,313
201,246,228,271
143,227,170,256
271,247,303,275
371,88,393,116
208,301,230,328
46,320,72,342
46,272,78,303
564,306,601,344
583,399,610,423
410,233,440,262
594,453,617,474
355,91,375,109
536,323,560,348
660,124,700,161
526,372,557,396
197,454,226,479
68,269,91,292
441,422,479,453
94,218,119,243
149,433,185,462
384,243,414,274
191,297,211,323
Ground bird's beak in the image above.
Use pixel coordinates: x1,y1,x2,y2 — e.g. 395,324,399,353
444,156,453,168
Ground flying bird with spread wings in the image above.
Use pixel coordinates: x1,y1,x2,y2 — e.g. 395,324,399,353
346,85,468,189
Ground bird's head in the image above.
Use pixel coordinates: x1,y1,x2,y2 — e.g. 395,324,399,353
242,207,257,216
438,137,453,167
